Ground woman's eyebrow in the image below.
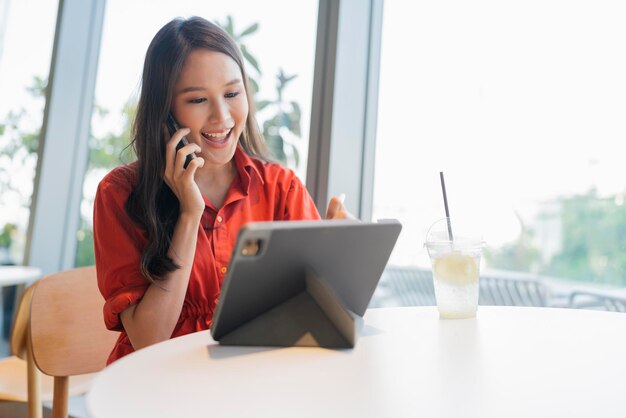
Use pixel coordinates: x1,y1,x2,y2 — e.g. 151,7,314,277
178,79,242,94
224,78,242,86
179,86,205,94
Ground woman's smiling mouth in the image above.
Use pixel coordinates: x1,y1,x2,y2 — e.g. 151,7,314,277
201,128,233,148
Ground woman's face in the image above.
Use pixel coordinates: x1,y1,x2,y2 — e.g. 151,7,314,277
170,49,248,170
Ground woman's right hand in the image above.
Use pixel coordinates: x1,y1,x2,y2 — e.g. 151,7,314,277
121,127,205,351
163,126,205,217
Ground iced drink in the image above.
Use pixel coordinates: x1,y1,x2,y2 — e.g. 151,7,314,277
425,220,484,319
430,249,481,318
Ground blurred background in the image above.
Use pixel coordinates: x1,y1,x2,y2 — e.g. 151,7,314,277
2,0,626,338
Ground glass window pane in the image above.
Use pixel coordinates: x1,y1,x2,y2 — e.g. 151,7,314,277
374,1,626,294
75,1,318,266
0,0,58,265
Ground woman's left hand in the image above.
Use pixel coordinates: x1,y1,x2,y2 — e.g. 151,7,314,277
325,194,358,220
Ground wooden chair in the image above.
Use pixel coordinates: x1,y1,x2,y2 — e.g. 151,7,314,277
28,266,118,418
0,282,94,417
0,283,40,417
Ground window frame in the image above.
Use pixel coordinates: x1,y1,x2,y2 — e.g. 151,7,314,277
25,0,106,273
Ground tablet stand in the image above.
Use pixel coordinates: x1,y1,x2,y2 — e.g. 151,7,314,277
218,270,362,348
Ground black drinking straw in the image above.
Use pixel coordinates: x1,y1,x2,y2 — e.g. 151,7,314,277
439,172,454,241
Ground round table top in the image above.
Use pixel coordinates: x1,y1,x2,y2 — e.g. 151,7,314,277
87,306,626,418
0,266,42,286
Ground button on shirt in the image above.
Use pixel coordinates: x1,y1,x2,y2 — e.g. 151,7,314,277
94,146,321,364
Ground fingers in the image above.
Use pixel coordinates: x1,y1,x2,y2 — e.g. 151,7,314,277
326,193,358,220
325,197,337,219
162,125,202,190
325,194,346,219
165,125,190,149
159,124,205,215
164,125,200,170
174,143,201,172
168,128,196,166
181,155,205,180
163,125,182,175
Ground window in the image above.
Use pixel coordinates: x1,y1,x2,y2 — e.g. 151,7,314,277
75,0,319,266
373,1,626,289
0,0,58,265
0,0,58,355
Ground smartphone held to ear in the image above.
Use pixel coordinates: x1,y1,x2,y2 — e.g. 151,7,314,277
167,113,196,169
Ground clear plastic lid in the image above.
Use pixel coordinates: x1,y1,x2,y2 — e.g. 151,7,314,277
424,218,485,250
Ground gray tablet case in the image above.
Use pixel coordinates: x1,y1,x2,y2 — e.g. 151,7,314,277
210,219,401,348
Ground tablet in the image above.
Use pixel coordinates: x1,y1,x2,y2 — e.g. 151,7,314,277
210,219,402,346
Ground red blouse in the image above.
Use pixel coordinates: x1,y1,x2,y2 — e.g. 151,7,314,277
94,146,320,364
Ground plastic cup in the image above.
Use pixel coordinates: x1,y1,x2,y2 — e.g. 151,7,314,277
425,219,485,319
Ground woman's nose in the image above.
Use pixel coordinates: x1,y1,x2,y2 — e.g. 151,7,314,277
208,99,230,124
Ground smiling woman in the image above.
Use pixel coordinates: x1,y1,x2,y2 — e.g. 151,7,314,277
92,16,348,364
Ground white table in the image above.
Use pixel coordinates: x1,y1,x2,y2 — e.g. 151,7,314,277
0,266,41,287
0,266,41,351
87,306,626,418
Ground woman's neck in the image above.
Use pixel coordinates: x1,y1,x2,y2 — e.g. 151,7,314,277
194,159,237,209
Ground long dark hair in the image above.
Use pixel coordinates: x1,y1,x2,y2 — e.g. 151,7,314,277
127,16,269,283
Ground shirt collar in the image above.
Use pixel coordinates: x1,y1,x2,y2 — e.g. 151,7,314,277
233,145,265,194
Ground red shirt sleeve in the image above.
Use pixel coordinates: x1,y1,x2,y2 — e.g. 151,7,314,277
282,173,321,221
93,166,149,332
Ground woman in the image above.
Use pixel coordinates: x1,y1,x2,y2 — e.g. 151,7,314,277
94,16,350,364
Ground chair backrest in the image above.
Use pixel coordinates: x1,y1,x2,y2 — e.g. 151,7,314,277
29,266,118,377
5,282,44,418
9,283,36,359
568,290,626,312
370,266,436,307
371,266,550,308
479,275,548,307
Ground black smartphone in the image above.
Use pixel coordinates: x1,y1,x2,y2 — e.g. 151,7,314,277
167,113,196,169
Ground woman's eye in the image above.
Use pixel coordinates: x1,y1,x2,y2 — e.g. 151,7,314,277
188,98,206,104
225,91,240,99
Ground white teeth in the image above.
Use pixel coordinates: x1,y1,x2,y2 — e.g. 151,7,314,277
202,129,231,138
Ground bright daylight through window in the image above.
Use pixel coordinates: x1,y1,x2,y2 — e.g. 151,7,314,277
373,0,626,302
0,0,58,265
